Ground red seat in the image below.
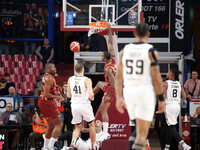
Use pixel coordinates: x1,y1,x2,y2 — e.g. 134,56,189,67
13,67,25,76
16,60,29,71
20,81,34,93
13,54,25,63
0,74,4,79
10,74,22,84
0,67,11,74
0,54,12,62
26,54,38,63
3,61,15,71
18,88,29,95
31,61,44,71
27,67,40,78
24,74,37,86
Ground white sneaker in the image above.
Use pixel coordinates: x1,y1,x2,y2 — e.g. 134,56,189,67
61,146,76,150
183,143,191,150
30,148,36,150
41,146,55,150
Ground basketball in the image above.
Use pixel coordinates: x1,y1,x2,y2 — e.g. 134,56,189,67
70,41,80,53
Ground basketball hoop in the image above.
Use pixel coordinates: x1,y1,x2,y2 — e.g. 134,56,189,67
88,21,111,37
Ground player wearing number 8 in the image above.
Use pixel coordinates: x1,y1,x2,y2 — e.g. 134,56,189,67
163,69,191,150
115,22,165,150
67,63,97,150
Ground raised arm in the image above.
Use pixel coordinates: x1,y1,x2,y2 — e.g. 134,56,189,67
148,48,165,113
107,24,115,58
85,78,94,100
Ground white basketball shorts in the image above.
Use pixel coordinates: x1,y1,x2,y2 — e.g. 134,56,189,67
165,103,180,126
123,86,156,122
71,103,95,124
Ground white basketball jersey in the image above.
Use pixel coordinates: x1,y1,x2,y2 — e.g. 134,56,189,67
70,76,90,104
122,43,154,88
166,80,181,104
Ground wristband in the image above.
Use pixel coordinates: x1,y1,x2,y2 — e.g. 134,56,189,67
158,94,164,101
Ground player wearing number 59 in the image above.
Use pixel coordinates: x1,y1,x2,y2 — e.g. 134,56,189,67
67,63,97,150
163,69,191,150
115,22,165,150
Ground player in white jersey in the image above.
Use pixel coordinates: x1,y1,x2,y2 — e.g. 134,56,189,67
67,63,96,150
61,120,110,150
115,22,165,150
164,69,191,150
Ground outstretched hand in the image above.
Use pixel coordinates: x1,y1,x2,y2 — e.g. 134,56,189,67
116,98,126,114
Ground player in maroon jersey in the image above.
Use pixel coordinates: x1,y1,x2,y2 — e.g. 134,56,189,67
38,63,64,150
93,25,116,133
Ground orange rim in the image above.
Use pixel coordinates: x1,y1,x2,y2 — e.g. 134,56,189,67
89,21,110,28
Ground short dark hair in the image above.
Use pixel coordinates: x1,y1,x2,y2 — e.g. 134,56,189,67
103,52,111,60
170,68,181,81
192,70,198,74
45,63,54,71
0,78,6,83
135,22,149,37
75,63,84,73
63,81,68,85
4,73,10,77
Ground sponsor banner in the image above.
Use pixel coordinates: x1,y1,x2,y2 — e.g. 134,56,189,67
95,98,131,140
0,97,14,113
170,0,190,54
190,98,200,117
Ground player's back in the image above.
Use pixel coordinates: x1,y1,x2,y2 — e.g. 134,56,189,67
122,42,153,88
70,75,90,104
166,80,181,104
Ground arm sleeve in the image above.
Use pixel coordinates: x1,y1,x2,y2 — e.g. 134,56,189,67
48,48,54,60
35,46,42,57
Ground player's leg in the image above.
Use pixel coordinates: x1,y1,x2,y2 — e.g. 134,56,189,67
133,119,151,150
43,119,56,148
88,121,96,150
93,81,106,95
100,98,111,133
128,120,136,150
71,123,83,147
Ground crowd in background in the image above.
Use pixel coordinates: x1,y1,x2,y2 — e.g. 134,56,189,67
0,1,49,55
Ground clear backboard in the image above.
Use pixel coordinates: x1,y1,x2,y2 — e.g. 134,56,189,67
60,0,143,32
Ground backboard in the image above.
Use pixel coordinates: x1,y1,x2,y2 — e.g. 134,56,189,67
60,0,143,32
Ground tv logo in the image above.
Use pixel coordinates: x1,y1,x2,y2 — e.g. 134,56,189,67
0,134,5,149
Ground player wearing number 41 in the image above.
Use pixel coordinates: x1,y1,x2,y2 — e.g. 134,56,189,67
163,69,191,150
67,63,97,150
115,22,165,150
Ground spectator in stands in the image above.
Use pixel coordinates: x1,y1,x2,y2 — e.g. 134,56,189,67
8,86,23,114
37,7,46,38
4,73,15,95
30,3,38,20
24,20,37,57
35,38,54,64
62,82,73,132
29,106,48,150
43,8,48,34
184,70,200,98
0,78,7,95
0,24,10,54
0,103,22,149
